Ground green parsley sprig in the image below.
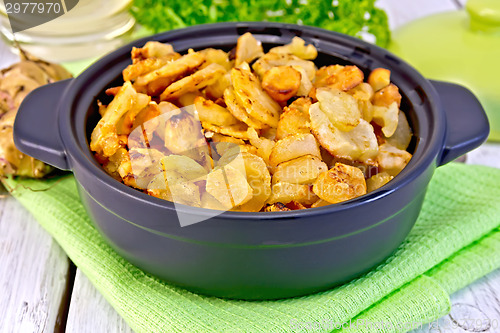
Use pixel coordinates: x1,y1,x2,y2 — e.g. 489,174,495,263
130,0,390,47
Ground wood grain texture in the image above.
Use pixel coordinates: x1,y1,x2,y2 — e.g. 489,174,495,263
0,196,70,333
66,270,134,333
1,1,499,332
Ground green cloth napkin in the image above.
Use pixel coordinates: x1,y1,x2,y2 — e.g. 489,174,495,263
4,163,500,333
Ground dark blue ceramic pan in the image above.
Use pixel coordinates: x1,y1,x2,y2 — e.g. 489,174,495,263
14,22,489,300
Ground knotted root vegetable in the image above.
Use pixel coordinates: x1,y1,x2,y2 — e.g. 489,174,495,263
0,51,72,179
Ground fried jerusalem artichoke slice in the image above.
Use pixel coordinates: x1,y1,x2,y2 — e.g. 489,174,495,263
133,52,205,96
314,65,364,92
272,155,327,185
206,164,253,209
367,67,391,92
371,83,402,108
315,87,362,132
261,66,301,103
276,97,312,140
376,143,412,177
230,63,281,128
269,133,321,168
194,96,239,127
131,41,175,63
232,151,272,212
235,32,264,67
366,172,393,193
385,111,412,150
267,182,319,205
268,36,318,60
91,82,151,158
372,102,399,138
253,52,317,82
160,63,226,101
223,86,267,129
309,102,378,164
313,163,367,204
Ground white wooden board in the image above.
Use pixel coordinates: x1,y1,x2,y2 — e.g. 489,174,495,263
66,271,134,333
0,196,70,333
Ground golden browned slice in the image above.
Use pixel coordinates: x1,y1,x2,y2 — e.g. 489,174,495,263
129,102,162,141
206,164,253,209
348,82,374,101
163,111,206,155
134,52,205,95
269,36,318,60
223,87,268,129
90,81,151,158
372,83,402,108
201,121,251,140
310,199,331,208
267,182,319,205
111,147,165,189
233,152,272,212
376,143,412,177
261,66,301,103
166,172,202,207
313,163,367,204
246,127,275,165
309,102,378,164
385,111,412,150
160,63,226,101
272,155,327,185
314,65,364,91
367,68,391,92
201,192,227,210
366,172,393,192
131,41,175,63
264,202,291,212
205,72,231,100
199,48,232,71
269,133,321,168
253,52,317,81
372,102,399,137
129,148,166,188
161,155,208,181
347,82,375,123
231,64,282,128
147,173,173,201
316,87,362,132
123,53,181,82
292,65,314,96
276,98,312,140
194,96,239,127
208,133,245,156
235,32,264,66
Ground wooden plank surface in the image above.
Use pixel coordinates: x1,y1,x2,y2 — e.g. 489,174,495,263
0,196,71,333
2,0,500,332
66,271,134,333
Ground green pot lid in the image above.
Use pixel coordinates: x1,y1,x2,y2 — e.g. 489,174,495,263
388,0,500,141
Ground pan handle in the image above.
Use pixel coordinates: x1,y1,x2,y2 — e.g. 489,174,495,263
430,80,489,166
13,79,72,171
